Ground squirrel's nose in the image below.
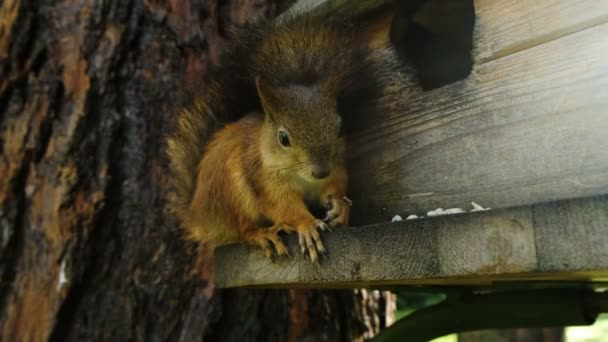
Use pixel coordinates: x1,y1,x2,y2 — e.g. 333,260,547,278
311,167,330,179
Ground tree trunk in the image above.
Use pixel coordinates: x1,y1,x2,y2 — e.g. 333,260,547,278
0,0,391,340
459,328,564,342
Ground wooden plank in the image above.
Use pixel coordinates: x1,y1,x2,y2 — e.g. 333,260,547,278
214,196,608,288
288,0,608,62
347,22,608,224
474,0,608,62
534,196,608,272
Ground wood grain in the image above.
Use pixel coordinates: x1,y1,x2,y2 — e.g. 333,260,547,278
474,0,608,62
292,0,608,63
215,196,608,288
347,22,608,224
534,197,608,272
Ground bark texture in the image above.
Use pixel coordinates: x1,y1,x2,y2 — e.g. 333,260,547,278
0,0,389,340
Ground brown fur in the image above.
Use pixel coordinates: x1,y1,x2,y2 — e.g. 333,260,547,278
184,80,350,261
166,11,415,261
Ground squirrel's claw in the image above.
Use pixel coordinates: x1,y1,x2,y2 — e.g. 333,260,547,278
296,219,326,264
319,217,333,232
343,196,353,206
267,232,290,258
305,233,319,263
298,233,307,256
324,195,350,228
244,228,289,261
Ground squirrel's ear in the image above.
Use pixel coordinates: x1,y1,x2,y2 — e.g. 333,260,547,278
256,76,282,120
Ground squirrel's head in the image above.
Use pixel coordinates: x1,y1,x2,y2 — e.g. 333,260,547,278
256,77,345,182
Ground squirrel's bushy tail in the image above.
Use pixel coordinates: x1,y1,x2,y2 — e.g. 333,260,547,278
165,88,218,220
165,20,264,219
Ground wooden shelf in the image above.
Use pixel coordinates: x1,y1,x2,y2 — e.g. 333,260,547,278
215,196,608,288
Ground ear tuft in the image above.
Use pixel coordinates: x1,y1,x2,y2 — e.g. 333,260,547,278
256,76,282,120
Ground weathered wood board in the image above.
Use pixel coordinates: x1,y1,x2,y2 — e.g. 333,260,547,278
348,21,608,224
215,196,608,288
474,0,608,62
290,0,608,62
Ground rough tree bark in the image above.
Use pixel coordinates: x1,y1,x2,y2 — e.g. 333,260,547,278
0,0,391,341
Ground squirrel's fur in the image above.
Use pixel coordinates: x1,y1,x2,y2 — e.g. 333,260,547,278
166,12,410,261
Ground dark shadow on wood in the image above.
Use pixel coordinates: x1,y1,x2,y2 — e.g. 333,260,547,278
391,0,475,90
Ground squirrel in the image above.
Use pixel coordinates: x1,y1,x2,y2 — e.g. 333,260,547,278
166,12,408,263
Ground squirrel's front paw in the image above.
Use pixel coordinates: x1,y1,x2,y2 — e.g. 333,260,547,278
244,228,290,262
323,194,351,228
296,220,329,264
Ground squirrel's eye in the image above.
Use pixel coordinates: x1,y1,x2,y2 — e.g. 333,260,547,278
278,130,291,147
